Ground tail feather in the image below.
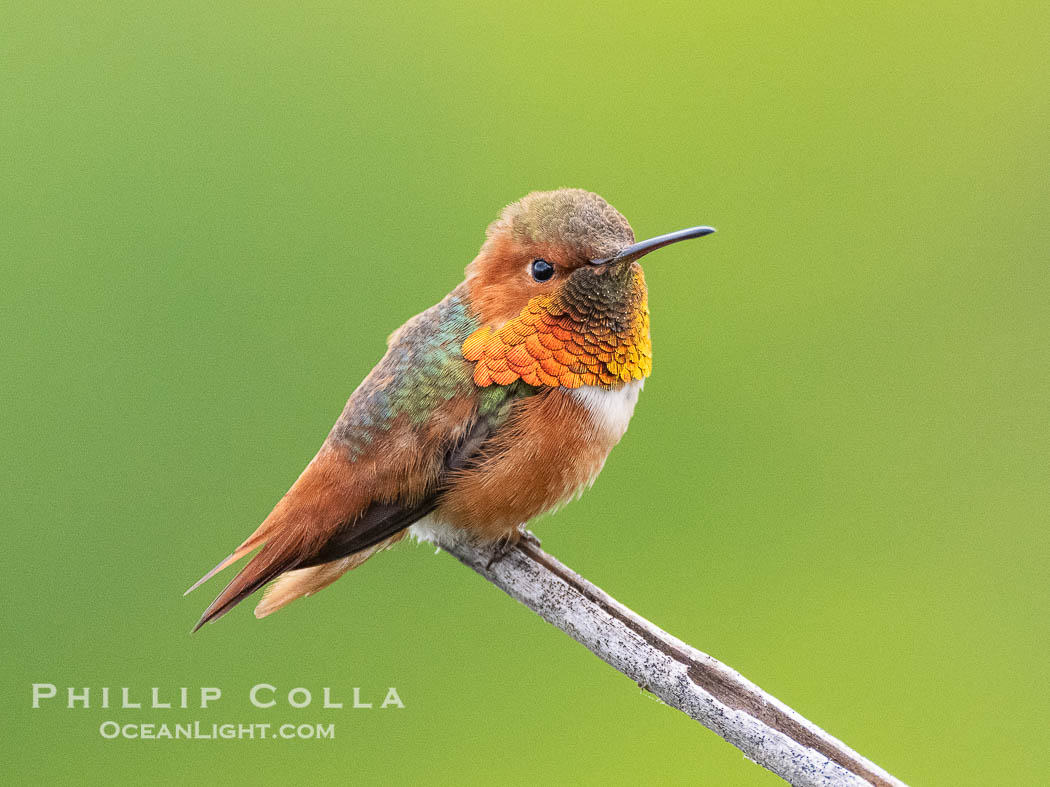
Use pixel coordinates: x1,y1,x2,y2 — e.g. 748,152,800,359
187,441,453,631
191,535,301,632
188,447,363,631
183,532,267,597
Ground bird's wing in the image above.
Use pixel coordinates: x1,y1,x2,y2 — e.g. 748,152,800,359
187,287,525,629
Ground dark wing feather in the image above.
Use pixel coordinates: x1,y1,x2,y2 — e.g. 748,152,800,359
298,413,491,568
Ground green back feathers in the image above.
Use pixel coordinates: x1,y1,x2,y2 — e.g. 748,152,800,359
330,286,533,457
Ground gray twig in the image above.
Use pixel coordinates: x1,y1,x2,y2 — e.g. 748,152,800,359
437,532,908,787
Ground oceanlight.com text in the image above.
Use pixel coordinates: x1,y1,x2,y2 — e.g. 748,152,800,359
98,721,335,741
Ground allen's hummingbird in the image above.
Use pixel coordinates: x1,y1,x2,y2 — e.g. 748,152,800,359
187,189,714,630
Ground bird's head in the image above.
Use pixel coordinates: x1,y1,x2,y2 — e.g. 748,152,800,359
462,189,714,389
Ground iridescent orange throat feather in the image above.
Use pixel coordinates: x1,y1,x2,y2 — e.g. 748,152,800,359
463,263,651,389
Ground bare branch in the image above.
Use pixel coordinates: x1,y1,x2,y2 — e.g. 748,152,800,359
437,532,908,787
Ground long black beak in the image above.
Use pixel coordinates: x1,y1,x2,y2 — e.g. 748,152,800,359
590,226,716,266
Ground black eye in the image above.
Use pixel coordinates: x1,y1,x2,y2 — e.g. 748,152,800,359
530,258,555,282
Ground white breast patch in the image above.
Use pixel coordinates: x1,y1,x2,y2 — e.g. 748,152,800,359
569,379,644,441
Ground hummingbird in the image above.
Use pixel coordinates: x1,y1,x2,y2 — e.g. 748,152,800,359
187,189,714,630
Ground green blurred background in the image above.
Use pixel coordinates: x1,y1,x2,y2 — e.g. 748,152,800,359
3,1,1048,784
